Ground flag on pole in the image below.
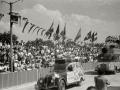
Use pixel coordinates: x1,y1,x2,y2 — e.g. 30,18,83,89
94,37,97,41
74,27,81,42
45,20,54,39
94,32,97,41
53,23,60,40
56,23,59,35
60,23,66,38
91,32,97,42
91,32,95,42
84,31,91,41
94,32,97,36
60,23,66,43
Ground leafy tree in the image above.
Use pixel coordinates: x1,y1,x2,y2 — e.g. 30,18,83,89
0,31,18,44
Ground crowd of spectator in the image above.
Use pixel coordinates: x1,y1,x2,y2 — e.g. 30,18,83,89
0,40,99,73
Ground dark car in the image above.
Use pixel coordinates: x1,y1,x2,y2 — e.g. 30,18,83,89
35,58,85,90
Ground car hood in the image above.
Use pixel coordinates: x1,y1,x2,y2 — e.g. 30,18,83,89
48,71,61,78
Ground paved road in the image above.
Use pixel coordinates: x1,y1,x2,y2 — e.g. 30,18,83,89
3,70,120,90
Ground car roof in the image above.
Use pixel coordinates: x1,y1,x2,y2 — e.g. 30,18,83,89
55,58,79,64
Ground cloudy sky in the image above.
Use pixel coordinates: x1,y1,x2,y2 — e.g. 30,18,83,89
0,0,120,43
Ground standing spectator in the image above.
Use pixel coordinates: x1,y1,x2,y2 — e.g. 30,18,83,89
94,70,110,90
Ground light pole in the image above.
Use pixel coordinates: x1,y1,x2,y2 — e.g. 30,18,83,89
1,0,23,72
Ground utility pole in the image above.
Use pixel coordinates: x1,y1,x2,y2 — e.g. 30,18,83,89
1,0,23,72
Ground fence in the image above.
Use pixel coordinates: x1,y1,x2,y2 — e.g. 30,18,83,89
0,62,98,89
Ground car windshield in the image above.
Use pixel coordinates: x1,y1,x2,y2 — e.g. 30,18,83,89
51,64,66,71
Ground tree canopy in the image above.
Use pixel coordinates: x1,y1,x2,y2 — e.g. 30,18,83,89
0,31,18,44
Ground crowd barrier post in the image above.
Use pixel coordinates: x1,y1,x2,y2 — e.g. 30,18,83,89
0,74,3,89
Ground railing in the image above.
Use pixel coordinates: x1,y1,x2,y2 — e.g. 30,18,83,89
0,62,98,89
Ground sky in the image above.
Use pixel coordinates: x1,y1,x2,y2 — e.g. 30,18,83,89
0,0,120,43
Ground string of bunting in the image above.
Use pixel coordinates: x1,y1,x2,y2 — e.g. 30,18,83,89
1,12,46,35
21,16,46,35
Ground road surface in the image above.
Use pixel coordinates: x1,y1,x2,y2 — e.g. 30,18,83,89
3,70,120,90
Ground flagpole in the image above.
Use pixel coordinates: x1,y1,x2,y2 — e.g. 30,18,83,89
58,21,60,47
63,22,66,46
1,0,23,72
91,30,94,62
80,27,81,46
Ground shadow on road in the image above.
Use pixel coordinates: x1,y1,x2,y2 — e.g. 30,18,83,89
66,84,77,89
108,86,120,90
50,84,77,90
84,71,98,75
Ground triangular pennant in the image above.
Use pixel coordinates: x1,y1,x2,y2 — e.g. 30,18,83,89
33,26,40,33
41,29,46,35
22,20,29,33
37,28,43,35
28,23,35,33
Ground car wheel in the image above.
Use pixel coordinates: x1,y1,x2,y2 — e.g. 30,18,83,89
58,80,66,90
77,78,82,86
35,84,42,90
37,80,42,90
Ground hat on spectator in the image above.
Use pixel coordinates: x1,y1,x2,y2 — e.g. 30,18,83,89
14,60,18,62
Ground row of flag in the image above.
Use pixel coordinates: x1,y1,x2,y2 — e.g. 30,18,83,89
47,20,66,41
1,12,98,43
0,12,67,41
2,12,119,45
0,12,47,36
21,17,46,35
84,31,97,42
73,29,98,43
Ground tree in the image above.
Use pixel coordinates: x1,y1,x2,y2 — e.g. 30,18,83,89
0,31,18,44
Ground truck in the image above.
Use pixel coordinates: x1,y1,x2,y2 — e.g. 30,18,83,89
96,47,120,74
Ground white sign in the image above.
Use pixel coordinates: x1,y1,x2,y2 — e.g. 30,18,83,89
113,48,120,54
